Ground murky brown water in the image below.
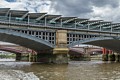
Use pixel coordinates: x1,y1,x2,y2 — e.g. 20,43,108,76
0,60,120,80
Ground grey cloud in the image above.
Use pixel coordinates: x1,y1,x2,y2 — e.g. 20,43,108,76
91,0,120,8
51,0,120,18
51,0,93,17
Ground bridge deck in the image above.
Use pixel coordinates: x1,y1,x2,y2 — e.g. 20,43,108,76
0,8,120,34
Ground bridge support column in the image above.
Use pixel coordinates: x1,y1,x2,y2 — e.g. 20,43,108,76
115,53,120,62
20,53,29,61
83,47,91,61
30,53,37,62
102,48,108,61
108,50,115,61
16,53,22,61
52,30,69,64
16,53,37,62
37,30,69,64
52,48,69,64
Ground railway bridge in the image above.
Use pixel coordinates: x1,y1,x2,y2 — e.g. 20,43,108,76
0,8,120,63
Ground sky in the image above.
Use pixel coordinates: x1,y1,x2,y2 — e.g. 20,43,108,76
0,0,120,23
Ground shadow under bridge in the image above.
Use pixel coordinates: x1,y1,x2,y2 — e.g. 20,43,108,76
0,29,55,52
68,37,120,53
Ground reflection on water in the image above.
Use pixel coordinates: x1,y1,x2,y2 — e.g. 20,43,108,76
0,58,15,61
0,61,120,80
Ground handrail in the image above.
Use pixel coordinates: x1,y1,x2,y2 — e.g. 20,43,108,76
0,16,119,33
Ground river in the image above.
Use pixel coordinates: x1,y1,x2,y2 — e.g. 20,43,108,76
0,60,120,80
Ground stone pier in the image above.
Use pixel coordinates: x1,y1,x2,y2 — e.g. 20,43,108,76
102,48,120,62
52,48,69,64
115,53,120,62
36,30,69,64
52,30,69,64
16,53,37,62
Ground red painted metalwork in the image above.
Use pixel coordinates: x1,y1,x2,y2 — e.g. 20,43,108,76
108,50,112,54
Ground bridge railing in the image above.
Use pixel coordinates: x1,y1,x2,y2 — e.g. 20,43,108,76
0,16,119,33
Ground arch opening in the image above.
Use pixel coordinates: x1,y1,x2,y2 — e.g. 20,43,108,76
0,29,55,52
68,37,120,53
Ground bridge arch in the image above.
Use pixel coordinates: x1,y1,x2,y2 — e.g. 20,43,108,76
0,29,55,52
68,37,120,53
0,47,28,54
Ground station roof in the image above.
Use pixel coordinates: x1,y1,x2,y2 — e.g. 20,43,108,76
75,18,88,22
55,17,77,24
75,18,89,24
45,15,61,20
0,8,120,30
88,20,103,23
100,21,111,24
111,23,120,26
103,23,120,29
9,10,28,17
28,13,47,19
0,8,10,16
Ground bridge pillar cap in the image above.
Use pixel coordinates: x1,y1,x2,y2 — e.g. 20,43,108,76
57,30,67,33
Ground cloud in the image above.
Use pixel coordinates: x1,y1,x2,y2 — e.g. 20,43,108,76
91,0,119,8
1,0,120,22
0,0,52,13
51,0,120,22
51,0,93,17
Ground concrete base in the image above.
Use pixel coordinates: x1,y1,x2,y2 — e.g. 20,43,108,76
37,53,68,64
16,53,37,62
102,54,108,61
115,54,120,62
36,48,69,64
108,54,115,61
83,54,91,61
52,48,69,64
52,54,68,64
20,54,29,61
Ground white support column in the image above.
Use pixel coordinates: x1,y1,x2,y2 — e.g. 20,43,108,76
28,15,30,25
88,22,90,30
45,17,47,26
75,20,76,29
9,12,11,23
9,12,11,28
61,19,63,27
111,26,113,32
100,25,102,31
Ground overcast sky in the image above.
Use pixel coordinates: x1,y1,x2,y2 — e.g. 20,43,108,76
1,0,120,22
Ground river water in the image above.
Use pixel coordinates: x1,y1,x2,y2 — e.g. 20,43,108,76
0,60,120,80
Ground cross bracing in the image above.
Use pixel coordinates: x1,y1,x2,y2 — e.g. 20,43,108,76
0,8,120,33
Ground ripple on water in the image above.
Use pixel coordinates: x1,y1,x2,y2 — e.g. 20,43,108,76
0,62,32,69
0,61,120,80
